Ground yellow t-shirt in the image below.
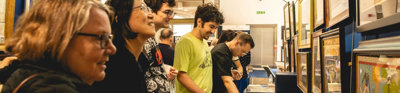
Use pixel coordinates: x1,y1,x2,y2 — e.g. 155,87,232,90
173,33,213,93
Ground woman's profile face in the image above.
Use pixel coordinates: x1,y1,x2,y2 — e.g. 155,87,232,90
129,0,155,38
63,7,116,85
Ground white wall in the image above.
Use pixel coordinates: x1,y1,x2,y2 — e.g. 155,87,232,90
220,0,286,62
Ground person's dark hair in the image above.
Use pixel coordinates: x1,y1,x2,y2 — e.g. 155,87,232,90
145,0,176,13
194,3,224,28
160,28,173,40
236,33,255,48
217,30,236,44
108,0,138,41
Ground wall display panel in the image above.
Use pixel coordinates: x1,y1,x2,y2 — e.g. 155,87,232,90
325,0,349,28
297,52,309,93
312,30,322,93
321,30,341,92
314,0,324,28
299,0,311,49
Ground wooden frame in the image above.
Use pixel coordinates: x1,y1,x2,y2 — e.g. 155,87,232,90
289,1,296,38
296,52,309,93
298,0,312,49
290,39,295,72
284,2,291,40
1,0,16,51
321,29,341,93
353,35,400,93
311,30,322,93
325,0,349,28
357,0,400,32
314,0,325,28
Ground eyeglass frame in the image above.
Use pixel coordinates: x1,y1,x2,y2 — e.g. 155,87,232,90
161,10,176,17
132,3,153,14
76,32,113,49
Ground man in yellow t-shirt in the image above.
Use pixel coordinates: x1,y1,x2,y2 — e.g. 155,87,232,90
173,3,224,93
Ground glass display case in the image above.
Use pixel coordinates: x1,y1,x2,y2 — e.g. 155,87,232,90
325,0,349,27
312,30,322,93
357,0,400,32
314,0,325,28
299,0,311,49
321,29,341,93
354,36,400,93
297,52,309,93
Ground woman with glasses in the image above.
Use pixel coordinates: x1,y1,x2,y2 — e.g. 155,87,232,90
91,0,155,92
0,0,116,92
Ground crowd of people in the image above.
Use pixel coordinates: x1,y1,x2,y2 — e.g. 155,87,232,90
0,0,255,93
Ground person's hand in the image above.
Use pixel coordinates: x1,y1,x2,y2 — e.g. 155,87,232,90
0,57,18,68
167,67,178,80
231,70,242,80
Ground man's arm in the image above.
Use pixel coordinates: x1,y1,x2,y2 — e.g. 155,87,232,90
177,71,205,93
221,76,239,93
233,60,243,80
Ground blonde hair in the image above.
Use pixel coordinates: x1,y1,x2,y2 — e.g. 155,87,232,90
6,0,113,62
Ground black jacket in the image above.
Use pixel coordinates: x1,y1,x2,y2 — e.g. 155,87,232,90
0,60,90,93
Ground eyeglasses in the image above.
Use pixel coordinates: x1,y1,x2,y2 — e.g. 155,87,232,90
77,32,113,49
162,10,176,17
133,3,153,14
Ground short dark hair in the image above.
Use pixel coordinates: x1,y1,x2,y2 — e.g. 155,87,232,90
217,30,236,44
145,0,176,13
160,28,173,40
236,33,255,48
107,0,138,48
194,3,224,28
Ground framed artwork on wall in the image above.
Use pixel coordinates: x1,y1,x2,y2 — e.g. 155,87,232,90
321,29,341,93
289,1,296,37
298,0,311,49
312,30,322,93
284,2,291,40
325,0,349,28
314,0,325,28
357,0,400,32
297,52,309,93
1,0,16,51
354,35,400,93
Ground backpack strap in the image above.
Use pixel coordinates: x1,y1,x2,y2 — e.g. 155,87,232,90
13,73,39,93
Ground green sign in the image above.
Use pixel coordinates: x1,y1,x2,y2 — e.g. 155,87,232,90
256,11,266,14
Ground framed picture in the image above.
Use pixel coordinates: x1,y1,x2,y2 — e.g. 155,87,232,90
312,30,322,93
284,42,290,71
295,1,299,33
325,0,349,28
321,29,341,93
357,0,400,32
290,39,296,72
298,0,311,49
289,1,296,37
284,2,291,40
314,0,325,28
354,35,400,93
296,52,309,93
1,0,16,50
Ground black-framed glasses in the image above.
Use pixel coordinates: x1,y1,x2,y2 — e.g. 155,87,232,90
77,32,113,49
162,10,176,17
133,3,152,14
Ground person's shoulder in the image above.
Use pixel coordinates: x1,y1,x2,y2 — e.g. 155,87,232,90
211,43,227,53
27,72,89,92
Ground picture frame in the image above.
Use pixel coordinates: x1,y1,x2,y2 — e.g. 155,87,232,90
311,30,322,93
1,0,16,51
325,0,349,28
289,1,296,37
357,0,400,32
284,42,290,71
314,0,325,28
321,29,341,93
290,39,296,72
298,0,312,49
295,0,299,33
296,52,309,93
353,35,400,93
284,2,291,40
